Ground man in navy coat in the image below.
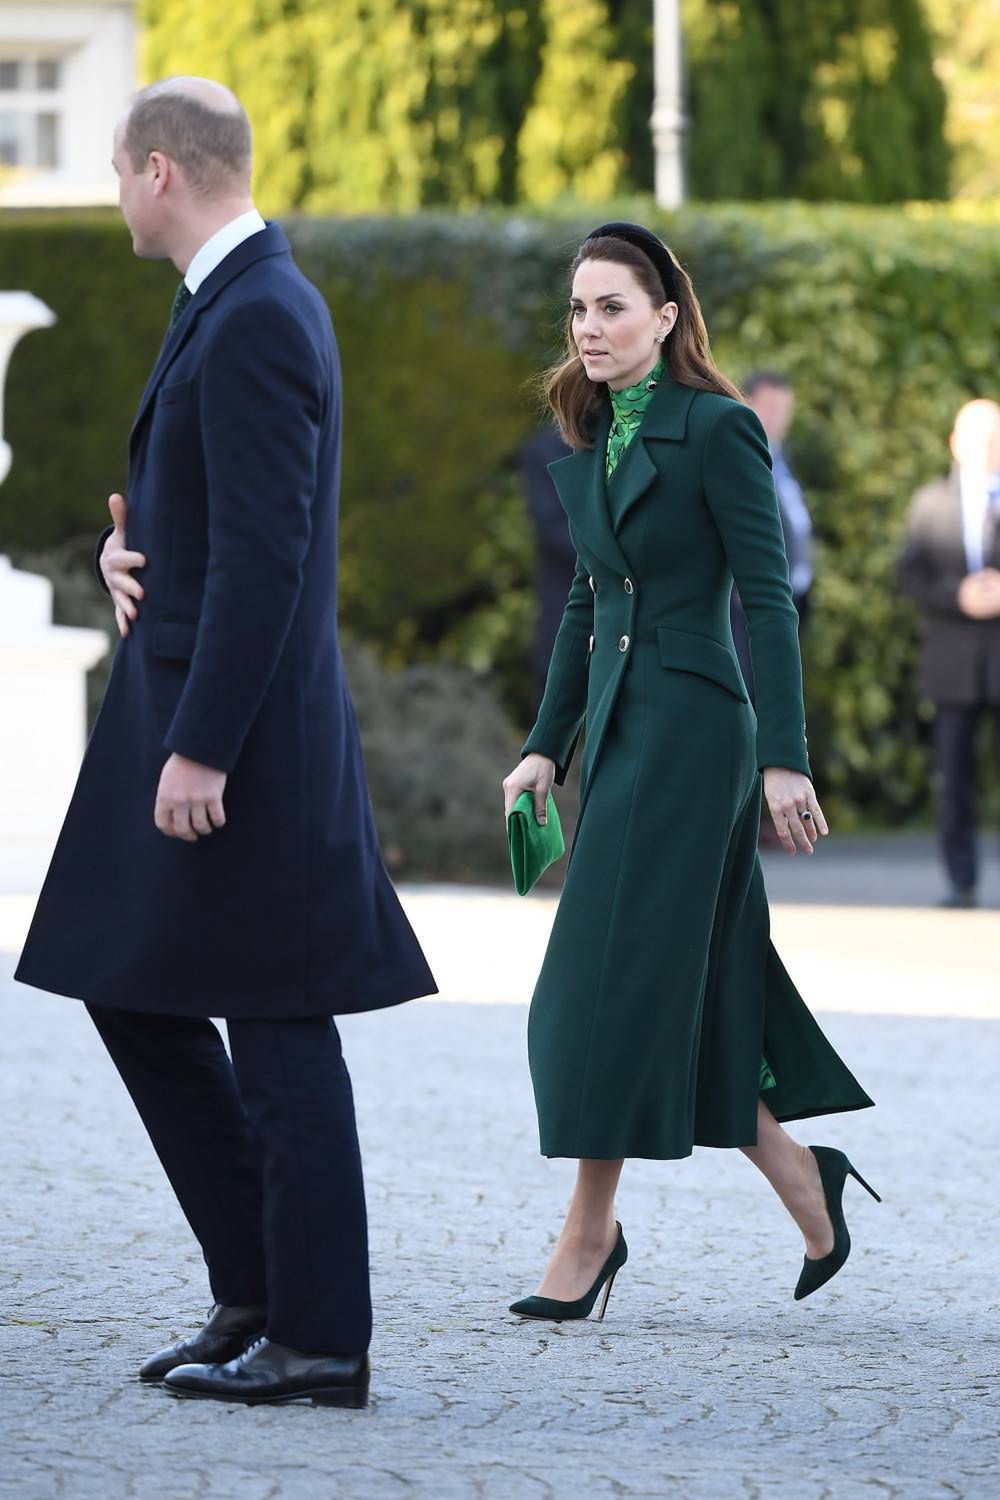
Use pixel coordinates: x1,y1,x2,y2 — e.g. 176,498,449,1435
15,76,436,1406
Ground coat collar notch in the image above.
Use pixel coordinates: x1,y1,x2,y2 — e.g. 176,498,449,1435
636,373,697,442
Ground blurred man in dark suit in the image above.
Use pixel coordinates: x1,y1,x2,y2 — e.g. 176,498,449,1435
898,400,1000,908
519,426,575,706
730,371,813,701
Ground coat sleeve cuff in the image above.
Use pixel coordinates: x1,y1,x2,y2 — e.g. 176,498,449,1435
162,724,234,776
94,525,114,594
757,742,812,780
521,726,582,786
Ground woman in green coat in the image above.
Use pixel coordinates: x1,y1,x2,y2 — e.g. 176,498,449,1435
502,223,877,1322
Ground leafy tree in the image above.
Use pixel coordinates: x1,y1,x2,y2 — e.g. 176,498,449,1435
612,0,656,194
683,0,950,202
142,1,951,210
142,0,650,211
143,0,538,212
923,0,1000,200
516,0,634,203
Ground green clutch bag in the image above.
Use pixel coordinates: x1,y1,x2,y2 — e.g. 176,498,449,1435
507,791,565,895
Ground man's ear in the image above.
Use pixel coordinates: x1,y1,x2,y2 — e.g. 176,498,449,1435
148,151,171,197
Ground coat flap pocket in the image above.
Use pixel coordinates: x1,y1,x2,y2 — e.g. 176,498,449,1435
656,626,749,702
157,378,195,406
151,620,198,660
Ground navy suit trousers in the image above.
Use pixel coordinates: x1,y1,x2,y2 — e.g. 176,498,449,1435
87,1005,371,1355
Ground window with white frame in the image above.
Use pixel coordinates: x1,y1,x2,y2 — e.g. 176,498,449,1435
0,53,66,171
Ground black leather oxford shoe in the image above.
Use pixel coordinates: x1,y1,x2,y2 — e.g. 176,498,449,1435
139,1303,267,1382
163,1337,370,1406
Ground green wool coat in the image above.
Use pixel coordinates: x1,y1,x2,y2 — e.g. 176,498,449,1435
522,376,873,1160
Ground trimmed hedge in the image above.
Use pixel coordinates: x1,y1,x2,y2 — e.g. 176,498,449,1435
3,203,1000,827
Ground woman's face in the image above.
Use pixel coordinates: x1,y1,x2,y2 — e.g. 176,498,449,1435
570,258,677,391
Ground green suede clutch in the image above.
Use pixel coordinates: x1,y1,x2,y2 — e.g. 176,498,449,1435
507,791,565,895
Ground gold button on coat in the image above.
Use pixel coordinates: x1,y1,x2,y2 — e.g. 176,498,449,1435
619,635,630,652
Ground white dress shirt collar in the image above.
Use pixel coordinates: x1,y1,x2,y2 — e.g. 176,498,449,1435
184,208,267,296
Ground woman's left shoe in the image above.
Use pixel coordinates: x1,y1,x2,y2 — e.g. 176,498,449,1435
794,1145,881,1302
509,1223,628,1322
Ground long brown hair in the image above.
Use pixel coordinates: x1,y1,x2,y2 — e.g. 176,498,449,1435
544,234,743,450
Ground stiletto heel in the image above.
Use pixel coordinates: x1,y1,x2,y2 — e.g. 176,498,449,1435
794,1145,880,1302
847,1165,882,1202
597,1269,619,1321
509,1223,628,1323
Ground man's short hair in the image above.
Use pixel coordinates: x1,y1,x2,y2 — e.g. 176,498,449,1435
124,81,252,195
743,369,792,398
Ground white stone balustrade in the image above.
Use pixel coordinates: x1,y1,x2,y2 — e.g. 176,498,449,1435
0,289,109,893
0,555,109,892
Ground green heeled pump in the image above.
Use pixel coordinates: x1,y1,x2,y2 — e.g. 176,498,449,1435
794,1145,881,1302
509,1223,628,1323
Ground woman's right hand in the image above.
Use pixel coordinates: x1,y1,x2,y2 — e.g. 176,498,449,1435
502,753,556,824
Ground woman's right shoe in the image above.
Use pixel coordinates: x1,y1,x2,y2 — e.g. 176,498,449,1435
509,1223,628,1322
794,1146,881,1302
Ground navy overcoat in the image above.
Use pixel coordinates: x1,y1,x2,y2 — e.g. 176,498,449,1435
16,224,437,1019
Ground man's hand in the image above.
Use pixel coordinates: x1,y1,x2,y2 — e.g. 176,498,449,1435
957,568,1000,619
154,754,227,842
101,493,147,638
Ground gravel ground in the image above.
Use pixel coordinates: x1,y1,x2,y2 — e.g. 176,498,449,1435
3,944,999,1499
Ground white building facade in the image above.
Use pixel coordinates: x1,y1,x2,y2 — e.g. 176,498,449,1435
0,1,137,207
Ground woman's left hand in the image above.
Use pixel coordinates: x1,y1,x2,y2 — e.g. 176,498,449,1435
762,768,829,855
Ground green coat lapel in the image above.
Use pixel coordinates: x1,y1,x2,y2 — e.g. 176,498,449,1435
608,376,698,534
546,404,632,578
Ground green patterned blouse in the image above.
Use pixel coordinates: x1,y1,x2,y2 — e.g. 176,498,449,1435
605,357,665,479
603,354,777,1098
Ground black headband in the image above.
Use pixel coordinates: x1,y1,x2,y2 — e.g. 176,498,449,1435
582,220,677,302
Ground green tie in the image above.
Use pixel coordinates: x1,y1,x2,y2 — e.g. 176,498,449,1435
169,280,192,329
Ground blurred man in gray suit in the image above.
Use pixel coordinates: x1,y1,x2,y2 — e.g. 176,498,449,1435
898,400,1000,908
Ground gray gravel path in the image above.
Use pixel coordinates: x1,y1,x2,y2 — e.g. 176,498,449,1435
2,956,999,1499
